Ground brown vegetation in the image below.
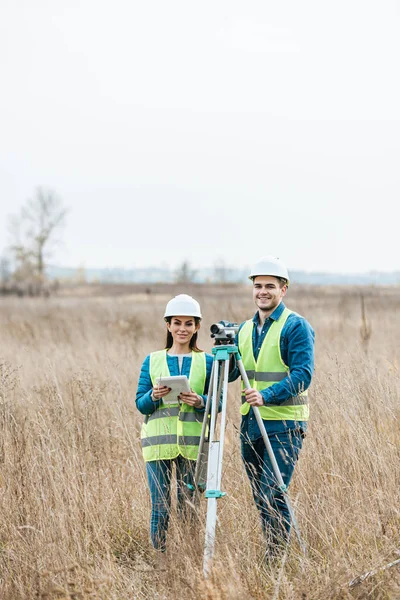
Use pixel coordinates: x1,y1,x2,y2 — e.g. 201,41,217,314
0,284,399,599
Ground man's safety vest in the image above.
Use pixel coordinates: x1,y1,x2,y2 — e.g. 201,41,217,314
141,350,207,462
239,307,309,421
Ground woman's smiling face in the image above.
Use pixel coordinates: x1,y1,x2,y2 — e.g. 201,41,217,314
167,315,199,344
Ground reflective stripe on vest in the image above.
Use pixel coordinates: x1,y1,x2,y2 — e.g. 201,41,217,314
245,371,288,382
238,308,309,421
142,435,202,448
141,350,207,461
146,407,180,420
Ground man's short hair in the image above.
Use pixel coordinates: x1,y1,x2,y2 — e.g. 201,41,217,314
277,277,288,288
252,275,288,288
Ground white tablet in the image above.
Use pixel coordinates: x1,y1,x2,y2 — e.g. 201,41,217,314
156,375,191,405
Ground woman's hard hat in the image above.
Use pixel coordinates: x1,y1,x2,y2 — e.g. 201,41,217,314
248,255,290,285
164,294,202,319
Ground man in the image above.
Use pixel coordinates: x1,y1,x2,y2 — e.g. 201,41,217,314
229,255,315,558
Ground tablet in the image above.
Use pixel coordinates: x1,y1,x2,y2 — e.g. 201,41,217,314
156,375,191,405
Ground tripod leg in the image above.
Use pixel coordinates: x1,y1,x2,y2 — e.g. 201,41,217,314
203,439,220,576
197,363,225,490
203,358,230,577
237,359,306,555
193,359,216,489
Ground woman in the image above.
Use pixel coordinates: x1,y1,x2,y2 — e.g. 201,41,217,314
136,294,214,558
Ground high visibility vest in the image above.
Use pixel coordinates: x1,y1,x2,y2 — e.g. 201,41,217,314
141,350,207,462
239,307,309,421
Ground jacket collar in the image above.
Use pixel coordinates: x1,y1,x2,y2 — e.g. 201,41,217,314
252,301,286,324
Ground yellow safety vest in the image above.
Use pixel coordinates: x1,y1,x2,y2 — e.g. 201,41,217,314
141,350,207,461
239,308,309,421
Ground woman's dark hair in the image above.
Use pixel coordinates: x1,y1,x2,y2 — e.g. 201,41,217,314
164,316,202,351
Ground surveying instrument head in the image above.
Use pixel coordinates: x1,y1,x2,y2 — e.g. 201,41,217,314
210,321,239,345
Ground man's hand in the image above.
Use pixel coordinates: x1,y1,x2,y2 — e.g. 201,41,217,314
244,388,264,407
180,390,203,408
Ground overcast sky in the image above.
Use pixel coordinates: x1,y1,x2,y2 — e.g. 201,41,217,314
0,0,399,274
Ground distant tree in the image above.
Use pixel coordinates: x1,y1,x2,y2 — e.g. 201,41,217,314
0,254,12,285
75,265,87,285
213,258,228,283
175,260,196,284
8,214,35,282
8,187,68,283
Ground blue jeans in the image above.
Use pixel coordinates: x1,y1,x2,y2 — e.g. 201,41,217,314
241,428,304,549
146,456,196,551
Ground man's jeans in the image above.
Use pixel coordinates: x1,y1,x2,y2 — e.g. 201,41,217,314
241,428,304,549
146,456,195,551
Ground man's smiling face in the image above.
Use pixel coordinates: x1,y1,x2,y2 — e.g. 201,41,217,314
252,275,287,315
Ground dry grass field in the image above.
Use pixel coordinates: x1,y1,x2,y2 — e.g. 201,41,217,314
0,283,399,599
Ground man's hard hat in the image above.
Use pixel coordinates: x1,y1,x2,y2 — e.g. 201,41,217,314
164,294,202,319
248,255,290,286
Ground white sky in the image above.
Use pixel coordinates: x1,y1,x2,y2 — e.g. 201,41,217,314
0,0,399,273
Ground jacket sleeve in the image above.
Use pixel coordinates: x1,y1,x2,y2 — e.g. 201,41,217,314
136,355,161,415
261,316,315,405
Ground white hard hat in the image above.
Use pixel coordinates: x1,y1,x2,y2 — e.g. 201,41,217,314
164,294,202,319
248,255,290,285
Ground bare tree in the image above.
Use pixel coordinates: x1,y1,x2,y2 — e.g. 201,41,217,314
0,254,12,286
8,213,35,282
174,260,196,283
9,187,68,283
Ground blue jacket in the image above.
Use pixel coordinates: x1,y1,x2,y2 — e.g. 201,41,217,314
229,302,315,439
136,351,215,416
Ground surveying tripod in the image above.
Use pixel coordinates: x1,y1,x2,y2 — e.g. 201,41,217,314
192,334,306,578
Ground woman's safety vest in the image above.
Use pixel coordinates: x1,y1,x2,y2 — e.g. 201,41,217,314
239,308,309,421
141,350,207,462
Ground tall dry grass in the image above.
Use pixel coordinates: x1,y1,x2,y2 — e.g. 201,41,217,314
0,284,399,599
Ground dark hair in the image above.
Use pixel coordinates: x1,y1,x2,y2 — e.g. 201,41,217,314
277,277,288,288
164,316,202,352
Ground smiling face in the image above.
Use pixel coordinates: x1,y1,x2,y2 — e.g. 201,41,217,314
252,275,287,317
166,315,199,346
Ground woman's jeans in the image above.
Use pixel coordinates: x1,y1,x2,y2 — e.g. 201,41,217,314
241,428,304,550
146,455,195,551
